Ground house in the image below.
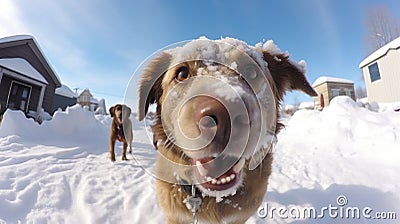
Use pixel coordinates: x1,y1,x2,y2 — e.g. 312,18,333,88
312,76,355,109
0,35,61,116
52,84,78,113
77,88,98,111
359,37,400,103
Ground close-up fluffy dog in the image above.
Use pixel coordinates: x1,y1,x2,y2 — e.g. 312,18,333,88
137,38,317,223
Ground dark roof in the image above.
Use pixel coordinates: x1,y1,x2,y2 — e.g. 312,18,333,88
0,35,61,87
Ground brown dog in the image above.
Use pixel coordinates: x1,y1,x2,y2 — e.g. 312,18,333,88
138,39,317,223
109,104,133,161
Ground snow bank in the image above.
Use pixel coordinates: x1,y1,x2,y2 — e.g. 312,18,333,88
0,96,399,223
272,96,400,192
286,96,400,168
254,96,400,223
0,105,110,149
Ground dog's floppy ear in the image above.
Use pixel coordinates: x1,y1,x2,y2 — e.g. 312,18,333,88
123,105,132,116
262,51,317,99
138,52,172,121
109,106,115,117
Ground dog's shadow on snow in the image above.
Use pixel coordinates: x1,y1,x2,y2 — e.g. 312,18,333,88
259,184,399,224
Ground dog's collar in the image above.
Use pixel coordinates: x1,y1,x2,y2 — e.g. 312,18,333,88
177,177,203,197
116,125,124,142
182,184,202,197
178,177,203,221
178,176,202,197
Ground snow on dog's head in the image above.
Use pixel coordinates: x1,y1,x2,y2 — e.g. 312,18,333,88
137,37,317,199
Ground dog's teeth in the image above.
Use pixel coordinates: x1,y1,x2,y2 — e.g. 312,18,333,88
221,178,227,184
196,161,208,176
233,158,245,173
211,179,217,184
206,176,213,182
230,174,236,180
226,176,231,182
217,180,221,185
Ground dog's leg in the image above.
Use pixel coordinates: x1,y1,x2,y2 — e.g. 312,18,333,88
127,121,133,153
122,141,128,160
110,139,116,162
128,143,132,154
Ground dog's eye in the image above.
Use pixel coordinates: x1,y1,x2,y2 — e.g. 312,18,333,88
175,67,191,82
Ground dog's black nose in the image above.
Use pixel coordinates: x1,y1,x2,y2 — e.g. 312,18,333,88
195,97,231,147
195,98,229,128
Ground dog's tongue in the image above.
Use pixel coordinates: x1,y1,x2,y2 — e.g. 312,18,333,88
193,157,245,191
193,156,244,179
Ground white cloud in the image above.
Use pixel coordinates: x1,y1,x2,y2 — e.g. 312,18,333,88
0,0,154,108
0,0,30,36
0,1,94,71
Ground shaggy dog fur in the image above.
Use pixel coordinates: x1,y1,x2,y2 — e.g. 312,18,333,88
137,41,317,223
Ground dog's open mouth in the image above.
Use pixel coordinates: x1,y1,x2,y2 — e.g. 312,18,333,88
193,157,245,192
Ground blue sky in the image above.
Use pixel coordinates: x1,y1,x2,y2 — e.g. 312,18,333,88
1,0,399,110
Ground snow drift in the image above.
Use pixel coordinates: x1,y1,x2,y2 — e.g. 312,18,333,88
0,96,399,223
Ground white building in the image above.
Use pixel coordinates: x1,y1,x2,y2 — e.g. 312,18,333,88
312,76,355,109
359,37,400,103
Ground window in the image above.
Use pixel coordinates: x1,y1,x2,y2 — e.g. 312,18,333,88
82,95,88,102
345,89,352,97
332,89,340,97
368,62,381,82
7,81,32,112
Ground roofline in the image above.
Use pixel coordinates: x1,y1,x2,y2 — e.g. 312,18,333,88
312,82,355,87
312,76,354,87
312,81,355,88
0,63,48,85
0,35,62,87
359,36,400,68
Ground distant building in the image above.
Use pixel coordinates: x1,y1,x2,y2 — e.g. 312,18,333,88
359,37,400,103
52,84,77,113
77,88,98,111
0,35,61,116
312,76,355,109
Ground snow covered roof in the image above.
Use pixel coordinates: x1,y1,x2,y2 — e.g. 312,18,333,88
90,98,98,104
0,35,61,87
284,105,295,111
55,84,78,98
0,34,34,44
312,76,354,87
298,101,315,110
79,88,93,97
0,58,48,84
359,36,400,68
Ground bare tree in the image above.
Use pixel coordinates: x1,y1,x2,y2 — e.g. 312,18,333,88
355,86,367,99
364,5,400,55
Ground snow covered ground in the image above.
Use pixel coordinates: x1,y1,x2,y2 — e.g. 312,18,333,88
0,96,399,223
